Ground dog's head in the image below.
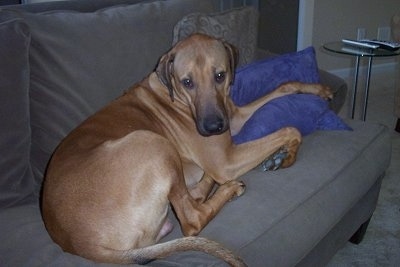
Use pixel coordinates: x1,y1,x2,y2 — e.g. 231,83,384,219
156,34,238,136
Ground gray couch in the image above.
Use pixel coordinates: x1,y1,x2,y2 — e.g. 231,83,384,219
0,0,391,266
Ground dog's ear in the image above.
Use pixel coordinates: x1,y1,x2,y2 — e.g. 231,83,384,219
156,52,175,101
223,41,239,85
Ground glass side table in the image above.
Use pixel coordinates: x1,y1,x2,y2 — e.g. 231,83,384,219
323,41,400,121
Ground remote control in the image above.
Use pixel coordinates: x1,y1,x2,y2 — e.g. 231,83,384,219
360,39,400,51
342,39,379,49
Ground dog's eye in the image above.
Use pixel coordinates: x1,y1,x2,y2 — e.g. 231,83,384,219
182,79,194,89
215,72,226,84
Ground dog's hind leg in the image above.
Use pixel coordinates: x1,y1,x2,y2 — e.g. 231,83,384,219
188,173,215,203
166,152,244,236
129,131,243,237
229,82,333,135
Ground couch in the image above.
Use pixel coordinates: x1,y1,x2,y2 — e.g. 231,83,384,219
0,0,392,266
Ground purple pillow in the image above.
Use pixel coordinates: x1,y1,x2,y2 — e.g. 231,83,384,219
230,47,351,144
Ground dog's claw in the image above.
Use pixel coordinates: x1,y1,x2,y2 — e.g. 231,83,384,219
228,181,246,201
236,181,246,197
319,85,334,101
261,148,288,171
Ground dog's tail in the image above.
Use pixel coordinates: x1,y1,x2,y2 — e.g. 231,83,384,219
105,236,247,267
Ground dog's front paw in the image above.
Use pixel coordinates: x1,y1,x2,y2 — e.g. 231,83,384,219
261,148,288,171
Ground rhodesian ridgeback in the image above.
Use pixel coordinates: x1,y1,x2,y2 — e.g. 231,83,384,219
42,33,332,266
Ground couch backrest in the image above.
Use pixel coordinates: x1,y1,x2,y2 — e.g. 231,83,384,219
0,0,218,206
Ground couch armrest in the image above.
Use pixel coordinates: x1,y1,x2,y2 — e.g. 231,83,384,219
319,69,348,113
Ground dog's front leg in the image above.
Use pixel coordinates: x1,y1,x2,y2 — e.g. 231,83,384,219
202,127,302,185
231,126,301,177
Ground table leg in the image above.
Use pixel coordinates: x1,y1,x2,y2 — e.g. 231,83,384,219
362,57,373,121
351,56,361,119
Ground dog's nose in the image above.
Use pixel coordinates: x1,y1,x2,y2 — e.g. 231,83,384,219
203,116,226,135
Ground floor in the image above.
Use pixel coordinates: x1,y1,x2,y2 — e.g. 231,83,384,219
327,65,400,266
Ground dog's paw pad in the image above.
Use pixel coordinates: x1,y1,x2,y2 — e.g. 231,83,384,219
261,148,288,171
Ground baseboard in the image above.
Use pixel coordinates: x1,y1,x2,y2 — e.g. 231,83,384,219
327,62,398,80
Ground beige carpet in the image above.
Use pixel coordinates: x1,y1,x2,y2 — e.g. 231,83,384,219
327,65,400,266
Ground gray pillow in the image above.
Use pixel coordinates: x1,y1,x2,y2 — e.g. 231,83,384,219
0,19,34,208
173,7,259,66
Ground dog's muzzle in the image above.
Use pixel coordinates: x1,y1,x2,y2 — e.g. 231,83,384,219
198,115,228,136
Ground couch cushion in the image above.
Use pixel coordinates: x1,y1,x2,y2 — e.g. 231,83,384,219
0,19,34,208
173,6,259,66
2,0,214,194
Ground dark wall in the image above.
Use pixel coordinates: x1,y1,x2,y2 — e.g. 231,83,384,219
258,0,299,53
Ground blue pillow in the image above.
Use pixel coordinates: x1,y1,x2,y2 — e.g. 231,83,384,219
230,47,351,144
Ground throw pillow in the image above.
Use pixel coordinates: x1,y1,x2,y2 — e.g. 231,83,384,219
230,47,351,144
173,6,259,66
0,19,34,208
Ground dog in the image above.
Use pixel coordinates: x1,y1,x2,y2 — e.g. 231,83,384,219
41,33,332,266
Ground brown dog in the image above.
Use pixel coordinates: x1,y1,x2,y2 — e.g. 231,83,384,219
41,33,332,266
